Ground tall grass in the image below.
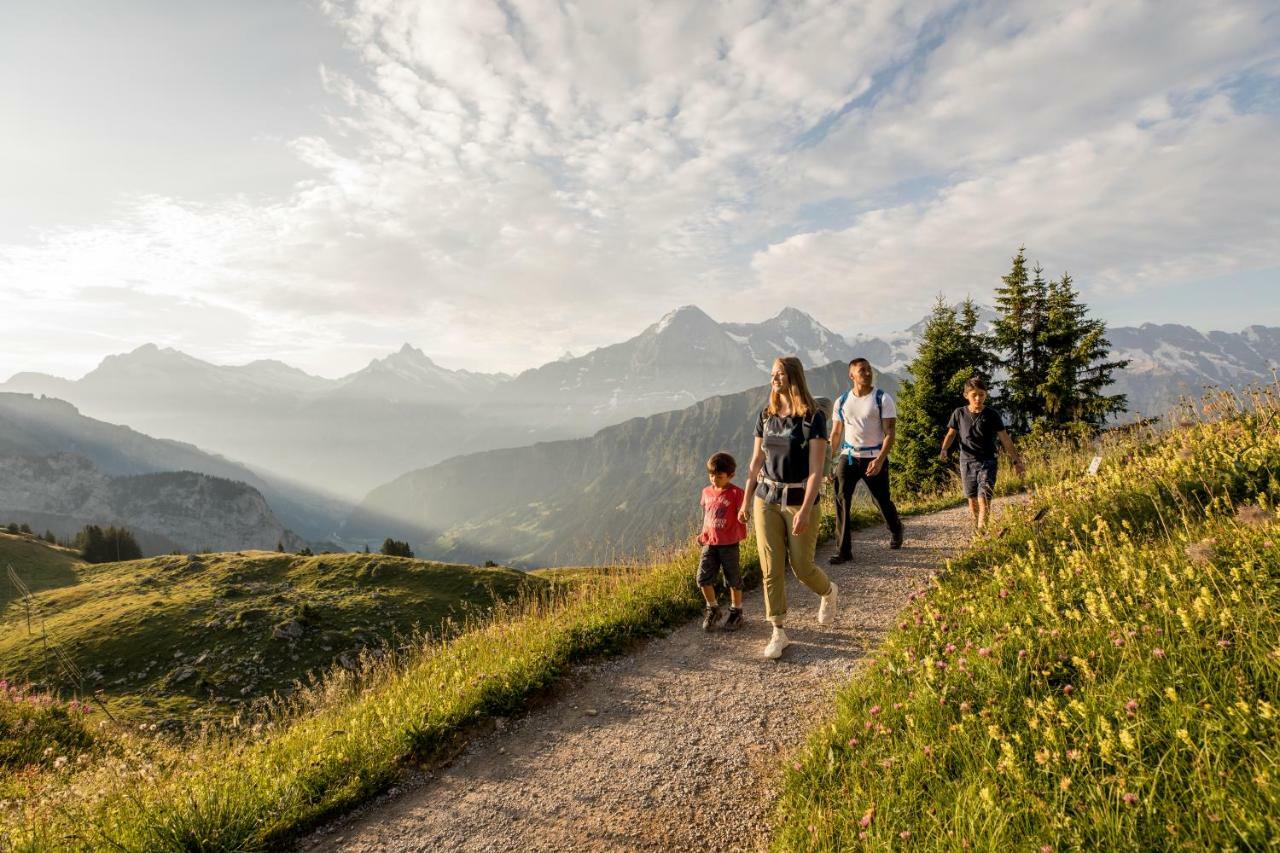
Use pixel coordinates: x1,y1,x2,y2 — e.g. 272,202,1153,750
773,387,1280,849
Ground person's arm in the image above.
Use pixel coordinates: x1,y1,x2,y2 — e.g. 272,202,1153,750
939,427,958,460
827,420,844,480
793,438,827,534
867,417,894,476
998,430,1025,476
738,437,765,524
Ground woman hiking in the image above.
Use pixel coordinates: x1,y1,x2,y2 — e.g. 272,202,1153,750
738,356,839,659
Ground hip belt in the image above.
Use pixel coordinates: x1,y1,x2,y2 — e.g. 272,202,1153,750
760,476,810,505
841,441,882,458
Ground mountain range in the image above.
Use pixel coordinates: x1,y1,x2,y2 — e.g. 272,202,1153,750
1,306,856,497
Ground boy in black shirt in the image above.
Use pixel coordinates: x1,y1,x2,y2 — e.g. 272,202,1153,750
939,377,1024,530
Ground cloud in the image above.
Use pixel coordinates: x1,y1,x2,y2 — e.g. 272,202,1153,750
1,0,1278,377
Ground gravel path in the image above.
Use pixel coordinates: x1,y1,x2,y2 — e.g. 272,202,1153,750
304,502,980,852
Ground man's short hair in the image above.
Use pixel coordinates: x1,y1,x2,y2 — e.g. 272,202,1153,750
848,357,872,370
964,376,989,393
706,452,737,476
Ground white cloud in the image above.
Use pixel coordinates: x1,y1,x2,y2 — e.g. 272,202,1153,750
1,0,1277,378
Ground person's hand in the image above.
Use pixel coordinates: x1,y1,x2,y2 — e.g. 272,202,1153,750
792,508,810,535
825,471,835,485
938,449,948,462
737,506,750,525
1013,458,1026,477
867,456,884,477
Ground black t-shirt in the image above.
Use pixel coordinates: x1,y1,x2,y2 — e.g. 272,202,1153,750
754,408,828,505
947,406,1006,460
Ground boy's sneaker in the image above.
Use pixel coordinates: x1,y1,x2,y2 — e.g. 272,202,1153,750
890,528,904,549
827,553,851,566
722,608,744,632
763,626,789,659
818,581,839,626
702,605,722,632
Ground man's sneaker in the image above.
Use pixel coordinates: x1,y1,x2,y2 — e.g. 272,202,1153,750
890,528,904,550
818,581,839,626
722,608,744,632
828,553,851,566
763,626,790,659
702,605,722,632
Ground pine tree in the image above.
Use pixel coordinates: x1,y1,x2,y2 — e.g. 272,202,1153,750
380,538,414,558
77,524,142,563
894,297,995,491
43,530,57,544
1038,273,1129,426
991,247,1037,433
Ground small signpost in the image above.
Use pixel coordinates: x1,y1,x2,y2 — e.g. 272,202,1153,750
1087,455,1103,476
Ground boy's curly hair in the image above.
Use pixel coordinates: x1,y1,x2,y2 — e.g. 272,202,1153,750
706,452,736,476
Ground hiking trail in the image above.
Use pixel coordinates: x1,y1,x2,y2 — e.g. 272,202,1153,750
304,501,983,852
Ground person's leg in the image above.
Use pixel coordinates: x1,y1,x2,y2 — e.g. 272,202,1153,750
696,546,719,605
719,544,744,604
961,459,981,528
976,460,998,529
729,587,743,608
863,458,903,542
782,503,831,596
831,457,858,560
754,498,789,625
975,496,990,529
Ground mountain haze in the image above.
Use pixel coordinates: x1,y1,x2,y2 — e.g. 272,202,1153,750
343,361,899,567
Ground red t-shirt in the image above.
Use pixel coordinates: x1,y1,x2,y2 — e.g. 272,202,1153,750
698,484,747,546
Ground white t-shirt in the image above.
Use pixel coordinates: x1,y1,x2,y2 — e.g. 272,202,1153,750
834,388,897,458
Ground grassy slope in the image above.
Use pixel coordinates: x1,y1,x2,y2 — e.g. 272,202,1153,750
773,401,1280,849
0,546,546,726
0,532,84,611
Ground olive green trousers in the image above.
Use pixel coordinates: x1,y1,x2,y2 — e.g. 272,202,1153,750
753,497,832,624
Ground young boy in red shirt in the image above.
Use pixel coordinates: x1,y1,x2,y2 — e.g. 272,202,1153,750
698,451,747,631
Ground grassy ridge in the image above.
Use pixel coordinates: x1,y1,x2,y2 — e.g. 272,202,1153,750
773,396,1280,849
0,548,544,725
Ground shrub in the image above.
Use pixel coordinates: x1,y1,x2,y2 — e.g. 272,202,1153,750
75,525,142,564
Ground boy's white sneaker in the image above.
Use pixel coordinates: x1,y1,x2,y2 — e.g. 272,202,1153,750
763,627,790,659
818,581,839,626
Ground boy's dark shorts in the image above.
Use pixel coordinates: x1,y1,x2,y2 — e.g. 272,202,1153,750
698,543,742,588
961,456,998,499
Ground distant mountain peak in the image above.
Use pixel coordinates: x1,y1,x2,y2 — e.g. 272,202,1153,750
650,304,717,336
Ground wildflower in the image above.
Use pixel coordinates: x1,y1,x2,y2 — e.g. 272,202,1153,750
1042,846,1053,853
978,647,991,657
1059,776,1072,791
1034,749,1050,765
1236,504,1270,528
792,761,802,771
900,831,913,840
1018,649,1028,660
869,705,882,716
1152,648,1166,659
936,660,948,670
1217,639,1231,648
945,643,957,654
1122,792,1138,805
922,746,933,757
847,737,859,748
1125,699,1138,717
1067,749,1080,761
1063,685,1074,696
53,756,68,770
860,807,875,828
1185,540,1214,563
960,701,972,713
999,587,1010,599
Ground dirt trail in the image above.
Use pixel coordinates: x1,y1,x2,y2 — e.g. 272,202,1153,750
305,502,981,852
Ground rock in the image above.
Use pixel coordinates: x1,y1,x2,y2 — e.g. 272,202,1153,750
166,665,197,688
272,619,305,641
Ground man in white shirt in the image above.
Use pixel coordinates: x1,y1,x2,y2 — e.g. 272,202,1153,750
828,358,904,564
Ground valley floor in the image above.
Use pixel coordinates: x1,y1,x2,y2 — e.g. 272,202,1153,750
304,500,984,852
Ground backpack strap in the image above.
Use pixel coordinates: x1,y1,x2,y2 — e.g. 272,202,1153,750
875,387,884,420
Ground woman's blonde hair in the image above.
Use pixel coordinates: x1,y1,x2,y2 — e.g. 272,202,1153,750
765,356,818,417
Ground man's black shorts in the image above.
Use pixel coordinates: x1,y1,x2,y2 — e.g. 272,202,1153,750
961,456,998,499
698,543,743,588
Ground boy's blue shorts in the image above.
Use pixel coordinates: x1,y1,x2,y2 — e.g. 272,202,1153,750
961,456,998,499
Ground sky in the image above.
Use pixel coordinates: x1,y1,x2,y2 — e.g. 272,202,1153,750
1,0,1277,380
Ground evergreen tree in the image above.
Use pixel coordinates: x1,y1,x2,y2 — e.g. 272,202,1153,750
18,523,31,535
43,530,57,544
77,524,142,563
894,297,994,491
990,247,1038,433
1038,273,1129,426
380,538,414,558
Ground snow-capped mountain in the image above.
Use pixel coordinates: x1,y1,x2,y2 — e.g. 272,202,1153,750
723,306,854,370
330,344,511,402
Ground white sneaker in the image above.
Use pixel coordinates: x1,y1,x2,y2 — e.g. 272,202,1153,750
818,581,839,626
763,627,790,659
